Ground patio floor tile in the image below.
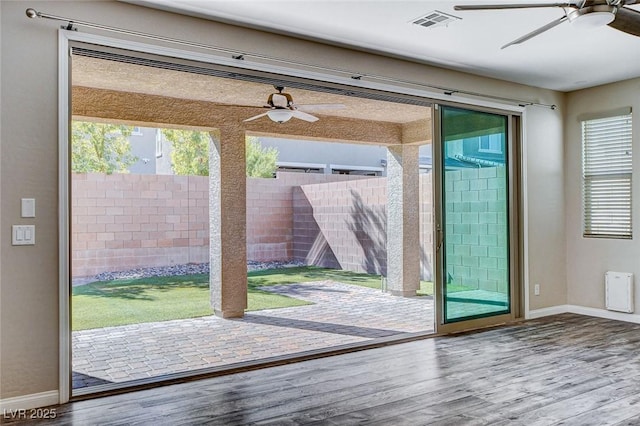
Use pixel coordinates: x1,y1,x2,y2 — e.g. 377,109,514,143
72,281,434,389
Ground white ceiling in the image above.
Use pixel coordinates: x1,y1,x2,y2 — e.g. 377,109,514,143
130,0,640,92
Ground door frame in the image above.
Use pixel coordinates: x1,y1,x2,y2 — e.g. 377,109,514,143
57,29,529,403
432,103,524,334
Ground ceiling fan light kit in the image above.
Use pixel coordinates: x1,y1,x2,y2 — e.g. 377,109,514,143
267,109,293,123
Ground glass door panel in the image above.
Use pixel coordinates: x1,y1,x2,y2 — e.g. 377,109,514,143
440,106,510,323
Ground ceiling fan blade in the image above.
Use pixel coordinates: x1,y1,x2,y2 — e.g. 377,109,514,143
455,3,577,11
243,112,270,122
296,103,346,112
501,15,568,49
609,6,640,37
291,110,319,122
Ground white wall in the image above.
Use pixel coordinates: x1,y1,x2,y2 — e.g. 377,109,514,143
565,77,640,309
0,0,566,402
525,106,567,309
128,127,158,174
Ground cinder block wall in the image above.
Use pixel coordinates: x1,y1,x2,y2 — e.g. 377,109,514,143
246,173,361,261
72,173,209,277
72,172,366,277
293,174,434,280
444,167,508,292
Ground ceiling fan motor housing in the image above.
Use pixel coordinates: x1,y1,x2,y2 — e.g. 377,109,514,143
568,5,617,27
268,92,294,109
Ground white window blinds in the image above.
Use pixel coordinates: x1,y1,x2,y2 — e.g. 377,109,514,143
582,113,633,239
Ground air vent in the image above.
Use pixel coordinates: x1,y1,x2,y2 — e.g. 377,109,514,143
411,11,461,28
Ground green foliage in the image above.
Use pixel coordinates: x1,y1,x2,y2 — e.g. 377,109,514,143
71,121,136,174
246,136,279,178
161,130,278,178
162,129,211,176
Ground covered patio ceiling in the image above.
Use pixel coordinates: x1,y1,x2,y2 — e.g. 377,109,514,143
71,55,433,145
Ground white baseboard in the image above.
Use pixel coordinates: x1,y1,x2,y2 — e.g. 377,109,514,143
527,304,640,324
566,305,640,324
527,305,569,319
0,390,59,411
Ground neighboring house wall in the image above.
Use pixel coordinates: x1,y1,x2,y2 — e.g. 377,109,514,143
261,137,433,176
127,127,175,175
127,131,432,177
154,130,175,175
128,127,158,174
261,137,388,175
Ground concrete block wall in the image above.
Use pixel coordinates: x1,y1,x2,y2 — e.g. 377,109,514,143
72,173,209,277
246,176,293,262
72,172,366,278
293,175,434,280
444,167,508,293
293,177,385,274
73,169,493,285
246,173,357,261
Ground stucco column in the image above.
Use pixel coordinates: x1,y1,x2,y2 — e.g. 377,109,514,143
386,144,420,297
209,128,247,318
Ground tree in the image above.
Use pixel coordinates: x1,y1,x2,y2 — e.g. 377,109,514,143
162,129,211,176
162,130,278,178
72,121,137,174
246,137,278,178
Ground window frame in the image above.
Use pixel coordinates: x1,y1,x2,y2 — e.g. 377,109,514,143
477,134,503,154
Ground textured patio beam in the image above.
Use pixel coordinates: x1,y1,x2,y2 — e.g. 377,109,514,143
401,118,432,145
72,86,404,145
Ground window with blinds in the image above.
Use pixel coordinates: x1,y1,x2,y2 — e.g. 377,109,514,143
582,112,633,239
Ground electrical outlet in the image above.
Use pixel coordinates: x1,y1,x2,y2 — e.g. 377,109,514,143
534,283,540,296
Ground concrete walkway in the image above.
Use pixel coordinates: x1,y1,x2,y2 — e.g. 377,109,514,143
72,281,434,389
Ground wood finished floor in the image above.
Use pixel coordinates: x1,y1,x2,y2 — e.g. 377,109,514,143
8,313,640,425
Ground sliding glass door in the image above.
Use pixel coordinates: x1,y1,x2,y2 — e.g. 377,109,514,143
435,105,518,327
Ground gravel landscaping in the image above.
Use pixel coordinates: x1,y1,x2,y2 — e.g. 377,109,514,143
73,260,307,286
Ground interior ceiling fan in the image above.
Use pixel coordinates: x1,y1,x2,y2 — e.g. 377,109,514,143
244,86,345,124
454,0,640,49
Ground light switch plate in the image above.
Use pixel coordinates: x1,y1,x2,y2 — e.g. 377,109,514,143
12,225,35,245
21,198,35,218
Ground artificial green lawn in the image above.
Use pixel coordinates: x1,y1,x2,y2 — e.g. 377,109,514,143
72,266,436,331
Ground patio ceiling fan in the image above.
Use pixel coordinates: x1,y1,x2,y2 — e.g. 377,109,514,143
454,0,640,49
244,86,345,124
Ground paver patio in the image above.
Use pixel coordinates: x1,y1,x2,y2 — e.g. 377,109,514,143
72,280,434,390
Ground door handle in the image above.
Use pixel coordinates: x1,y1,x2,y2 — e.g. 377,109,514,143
436,227,443,252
